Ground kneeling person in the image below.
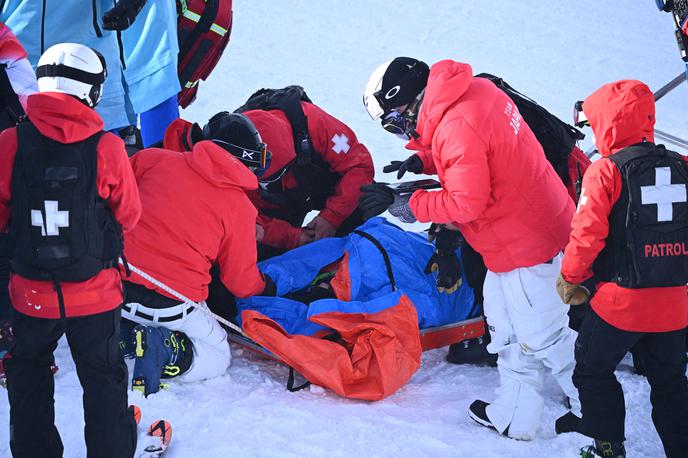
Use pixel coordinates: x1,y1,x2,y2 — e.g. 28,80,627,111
121,113,274,396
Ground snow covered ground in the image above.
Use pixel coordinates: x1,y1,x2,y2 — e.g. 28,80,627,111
1,1,687,456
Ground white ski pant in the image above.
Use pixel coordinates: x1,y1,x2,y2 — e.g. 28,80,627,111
122,300,231,382
483,253,580,440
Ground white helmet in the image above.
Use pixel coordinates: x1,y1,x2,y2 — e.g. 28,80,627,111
36,43,107,108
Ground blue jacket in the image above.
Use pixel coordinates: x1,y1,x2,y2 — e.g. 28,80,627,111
122,0,180,113
236,218,478,336
1,0,134,131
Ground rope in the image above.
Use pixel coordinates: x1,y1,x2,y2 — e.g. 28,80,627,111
118,258,245,335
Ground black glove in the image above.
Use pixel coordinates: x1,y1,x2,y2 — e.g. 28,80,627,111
382,155,423,179
424,225,464,293
102,0,147,31
359,183,394,220
261,274,277,296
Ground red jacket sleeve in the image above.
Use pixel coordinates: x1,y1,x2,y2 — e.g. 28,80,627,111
0,128,18,231
561,158,621,284
409,117,491,224
217,192,266,298
96,133,141,233
303,102,374,227
256,211,302,250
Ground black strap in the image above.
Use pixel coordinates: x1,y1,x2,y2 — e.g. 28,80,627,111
53,277,67,320
286,367,311,392
0,65,25,125
352,230,397,291
92,0,103,37
116,30,126,70
178,0,219,58
40,0,46,54
36,64,105,85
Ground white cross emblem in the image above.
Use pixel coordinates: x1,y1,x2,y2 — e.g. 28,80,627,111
640,167,687,222
577,187,588,213
31,200,69,236
331,133,350,154
242,150,255,160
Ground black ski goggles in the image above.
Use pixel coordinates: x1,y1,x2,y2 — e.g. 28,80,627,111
381,110,417,140
573,100,589,127
214,139,271,176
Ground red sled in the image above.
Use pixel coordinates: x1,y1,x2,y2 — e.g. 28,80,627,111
176,0,233,108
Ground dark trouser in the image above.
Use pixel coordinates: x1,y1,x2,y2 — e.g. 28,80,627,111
5,308,136,458
573,309,688,458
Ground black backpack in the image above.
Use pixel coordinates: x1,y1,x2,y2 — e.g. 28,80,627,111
0,64,25,131
9,123,123,291
593,143,688,288
235,86,340,224
476,73,586,189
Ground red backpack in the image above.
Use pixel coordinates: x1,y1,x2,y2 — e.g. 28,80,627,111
176,0,233,108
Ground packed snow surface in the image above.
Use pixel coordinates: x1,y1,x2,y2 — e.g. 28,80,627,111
2,0,686,456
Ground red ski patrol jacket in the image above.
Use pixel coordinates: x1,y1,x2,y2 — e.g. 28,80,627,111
164,103,375,250
0,92,141,318
407,60,575,273
243,102,374,249
561,80,688,332
123,140,266,301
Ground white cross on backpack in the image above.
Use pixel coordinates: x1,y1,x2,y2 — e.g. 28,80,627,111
640,167,687,222
31,200,69,236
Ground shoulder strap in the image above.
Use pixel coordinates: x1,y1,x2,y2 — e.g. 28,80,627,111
236,86,316,165
352,230,397,291
0,64,26,126
178,0,220,58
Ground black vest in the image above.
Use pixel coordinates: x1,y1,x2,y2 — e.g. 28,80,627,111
9,122,123,282
593,143,688,288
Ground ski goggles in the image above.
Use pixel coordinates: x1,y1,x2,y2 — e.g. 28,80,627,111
381,110,416,140
213,139,270,176
258,163,289,187
573,101,589,128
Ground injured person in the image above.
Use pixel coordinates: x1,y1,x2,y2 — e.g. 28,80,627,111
207,217,485,400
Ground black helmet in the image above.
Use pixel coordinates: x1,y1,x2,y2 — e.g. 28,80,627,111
363,57,429,120
202,112,271,176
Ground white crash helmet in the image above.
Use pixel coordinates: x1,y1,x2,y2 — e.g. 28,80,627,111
36,43,107,108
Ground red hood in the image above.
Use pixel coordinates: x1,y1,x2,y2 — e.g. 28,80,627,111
26,92,104,144
0,23,27,60
584,80,655,157
185,140,258,191
243,109,296,177
411,60,473,148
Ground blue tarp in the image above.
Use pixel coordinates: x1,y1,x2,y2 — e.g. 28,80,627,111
236,218,478,335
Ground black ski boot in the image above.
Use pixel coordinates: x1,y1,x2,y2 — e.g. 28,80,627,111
447,334,497,366
580,440,626,457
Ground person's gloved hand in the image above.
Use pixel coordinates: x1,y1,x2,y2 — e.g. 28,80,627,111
102,0,147,31
424,225,464,293
305,215,337,240
261,273,277,296
359,183,417,223
555,274,590,305
359,183,395,220
382,155,424,179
